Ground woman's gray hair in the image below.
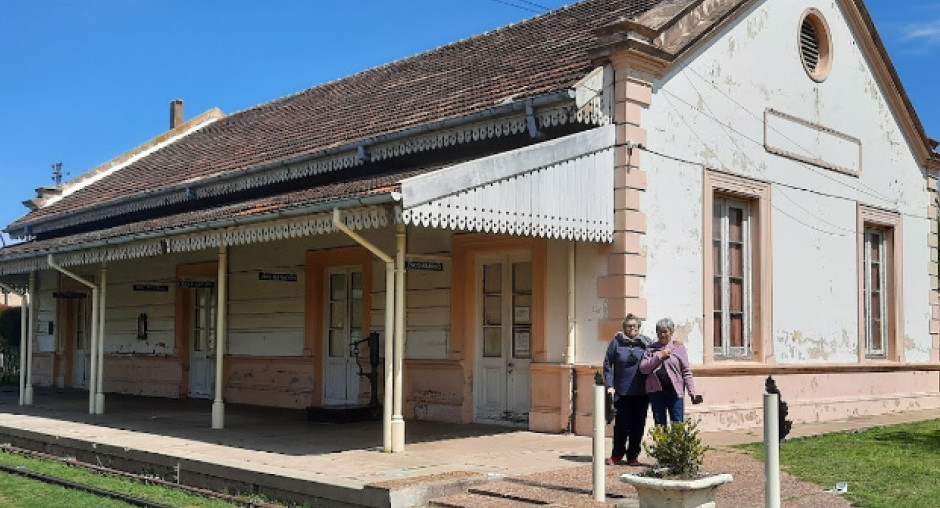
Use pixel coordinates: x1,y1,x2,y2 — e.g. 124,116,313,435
622,313,641,326
655,317,675,333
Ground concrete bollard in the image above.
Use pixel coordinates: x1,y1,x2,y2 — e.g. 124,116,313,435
764,391,780,508
593,382,605,502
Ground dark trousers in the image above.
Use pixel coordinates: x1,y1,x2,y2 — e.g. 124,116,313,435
611,394,649,460
648,390,684,426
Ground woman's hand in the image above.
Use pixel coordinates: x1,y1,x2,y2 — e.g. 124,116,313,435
607,387,615,395
659,348,671,360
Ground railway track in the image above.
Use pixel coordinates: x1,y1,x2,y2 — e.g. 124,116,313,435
0,444,285,508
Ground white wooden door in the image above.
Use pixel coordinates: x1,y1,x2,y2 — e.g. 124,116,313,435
71,298,90,389
189,286,216,399
323,268,363,405
474,255,532,425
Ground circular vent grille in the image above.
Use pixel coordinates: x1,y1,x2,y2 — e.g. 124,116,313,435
800,19,820,72
799,9,831,82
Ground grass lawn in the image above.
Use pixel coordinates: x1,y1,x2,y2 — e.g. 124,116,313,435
0,450,253,507
738,418,940,508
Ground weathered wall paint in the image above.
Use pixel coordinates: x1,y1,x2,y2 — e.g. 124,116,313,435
641,0,932,366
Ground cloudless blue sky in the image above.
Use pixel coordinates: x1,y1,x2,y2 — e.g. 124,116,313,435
1,1,938,245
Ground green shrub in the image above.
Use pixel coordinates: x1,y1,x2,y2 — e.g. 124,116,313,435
643,419,711,477
0,306,20,347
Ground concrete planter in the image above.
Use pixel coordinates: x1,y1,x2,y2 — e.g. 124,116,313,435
621,472,734,508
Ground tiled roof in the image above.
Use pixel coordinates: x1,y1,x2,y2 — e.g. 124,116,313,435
9,0,662,231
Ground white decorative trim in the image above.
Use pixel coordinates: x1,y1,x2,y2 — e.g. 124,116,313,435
0,206,394,276
26,152,363,236
401,127,616,242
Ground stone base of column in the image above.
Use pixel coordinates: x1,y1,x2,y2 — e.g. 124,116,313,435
95,393,105,415
212,401,225,429
391,417,405,452
23,386,33,406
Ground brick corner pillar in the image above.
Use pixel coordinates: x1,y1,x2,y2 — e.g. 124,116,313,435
598,68,654,342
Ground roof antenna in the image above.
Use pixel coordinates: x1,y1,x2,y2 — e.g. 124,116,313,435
51,162,64,186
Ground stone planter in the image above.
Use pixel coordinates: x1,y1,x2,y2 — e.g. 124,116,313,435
621,472,733,508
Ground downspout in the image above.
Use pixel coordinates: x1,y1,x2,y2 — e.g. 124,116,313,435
332,208,395,453
211,244,228,429
566,243,577,433
96,263,107,414
0,282,27,406
392,224,406,452
25,273,35,405
48,255,99,414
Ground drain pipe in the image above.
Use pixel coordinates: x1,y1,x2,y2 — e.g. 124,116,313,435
25,273,35,405
48,255,99,414
566,243,577,433
0,282,27,406
96,263,107,414
332,208,395,453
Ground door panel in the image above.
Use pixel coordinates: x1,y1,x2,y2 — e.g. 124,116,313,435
189,286,215,398
475,255,531,425
69,297,90,389
323,268,362,405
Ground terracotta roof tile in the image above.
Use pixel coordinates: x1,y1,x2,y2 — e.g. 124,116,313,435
9,0,661,230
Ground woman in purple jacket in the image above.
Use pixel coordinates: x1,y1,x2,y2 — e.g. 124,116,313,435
640,317,697,425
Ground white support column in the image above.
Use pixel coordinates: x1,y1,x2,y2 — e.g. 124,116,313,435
95,263,107,414
212,244,228,429
391,224,406,452
383,264,395,452
24,272,36,406
88,287,99,415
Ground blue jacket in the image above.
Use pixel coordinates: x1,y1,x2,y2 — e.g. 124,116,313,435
603,332,651,396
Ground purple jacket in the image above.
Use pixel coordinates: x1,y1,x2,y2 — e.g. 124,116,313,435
640,340,695,398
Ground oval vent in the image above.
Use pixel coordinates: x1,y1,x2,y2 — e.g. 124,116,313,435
799,9,832,82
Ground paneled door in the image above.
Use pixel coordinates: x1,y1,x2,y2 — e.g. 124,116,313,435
474,254,532,425
188,286,216,398
69,297,91,389
322,267,364,405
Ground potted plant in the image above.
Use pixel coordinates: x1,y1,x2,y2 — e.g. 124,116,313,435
620,419,733,508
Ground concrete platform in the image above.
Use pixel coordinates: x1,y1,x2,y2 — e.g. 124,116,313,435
1,386,939,507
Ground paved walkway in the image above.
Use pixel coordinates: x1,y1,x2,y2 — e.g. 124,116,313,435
0,387,938,507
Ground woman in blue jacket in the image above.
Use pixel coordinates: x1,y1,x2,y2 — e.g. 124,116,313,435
603,313,651,466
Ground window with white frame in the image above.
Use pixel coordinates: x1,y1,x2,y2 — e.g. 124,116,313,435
712,196,752,358
863,226,889,358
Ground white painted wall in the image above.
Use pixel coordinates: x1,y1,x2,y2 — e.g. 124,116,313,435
371,227,453,360
641,0,931,364
36,271,57,352
106,260,176,355
543,240,569,363
228,239,310,356
573,242,610,364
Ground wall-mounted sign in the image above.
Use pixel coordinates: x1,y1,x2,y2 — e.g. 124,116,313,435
53,291,87,299
405,261,444,271
259,272,298,282
179,280,215,288
133,284,170,292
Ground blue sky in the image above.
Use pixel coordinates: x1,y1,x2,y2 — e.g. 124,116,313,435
1,1,938,245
